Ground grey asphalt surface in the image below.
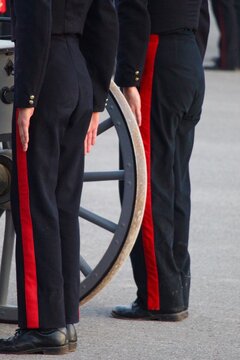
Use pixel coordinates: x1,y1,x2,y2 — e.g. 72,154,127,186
0,12,240,360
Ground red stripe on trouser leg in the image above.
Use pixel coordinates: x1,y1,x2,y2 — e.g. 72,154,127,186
140,35,160,310
0,0,7,13
218,4,227,68
16,109,39,328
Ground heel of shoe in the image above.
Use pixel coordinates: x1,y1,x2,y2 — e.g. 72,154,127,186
69,341,77,352
152,310,189,322
43,345,69,355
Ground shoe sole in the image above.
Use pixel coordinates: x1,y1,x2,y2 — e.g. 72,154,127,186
0,344,69,355
69,341,77,352
111,310,188,322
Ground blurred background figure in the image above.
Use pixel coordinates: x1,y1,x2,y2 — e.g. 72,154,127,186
236,1,240,59
210,0,240,70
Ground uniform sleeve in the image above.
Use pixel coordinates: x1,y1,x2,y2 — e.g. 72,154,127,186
11,0,51,108
80,0,118,112
196,0,210,61
114,0,150,88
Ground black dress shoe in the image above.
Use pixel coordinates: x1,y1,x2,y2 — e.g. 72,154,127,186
204,64,239,71
67,324,77,352
111,300,188,322
0,327,68,355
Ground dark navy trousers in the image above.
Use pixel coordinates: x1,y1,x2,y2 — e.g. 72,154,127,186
131,30,205,312
11,35,93,329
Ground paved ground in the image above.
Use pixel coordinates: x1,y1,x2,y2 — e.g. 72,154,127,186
0,11,240,360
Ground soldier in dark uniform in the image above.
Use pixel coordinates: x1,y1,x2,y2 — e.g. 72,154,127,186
0,0,118,355
211,0,240,70
112,0,210,321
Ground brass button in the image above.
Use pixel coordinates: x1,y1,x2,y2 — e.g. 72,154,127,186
135,70,140,75
30,95,35,100
29,100,34,105
135,77,140,81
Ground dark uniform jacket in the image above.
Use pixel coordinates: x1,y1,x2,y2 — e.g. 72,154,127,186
10,0,118,111
115,0,210,87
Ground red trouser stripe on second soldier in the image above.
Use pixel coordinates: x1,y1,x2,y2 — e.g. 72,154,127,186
140,35,160,310
218,4,227,68
16,109,39,328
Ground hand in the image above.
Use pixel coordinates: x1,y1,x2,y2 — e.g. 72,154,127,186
84,112,100,154
123,87,142,126
17,108,34,152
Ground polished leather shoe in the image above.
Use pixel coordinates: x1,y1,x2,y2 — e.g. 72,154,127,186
67,324,77,352
0,327,68,355
111,300,188,322
204,64,239,71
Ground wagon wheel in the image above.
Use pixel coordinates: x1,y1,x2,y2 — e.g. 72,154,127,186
0,81,147,323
